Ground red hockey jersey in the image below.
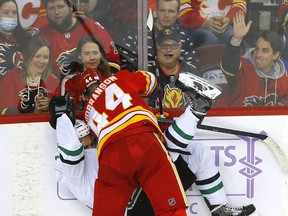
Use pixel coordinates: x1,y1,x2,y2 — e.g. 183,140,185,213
0,37,23,77
0,67,60,114
220,48,288,107
83,70,159,158
179,0,247,29
40,18,120,77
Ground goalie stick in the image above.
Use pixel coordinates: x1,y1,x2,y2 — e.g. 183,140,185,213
158,117,288,172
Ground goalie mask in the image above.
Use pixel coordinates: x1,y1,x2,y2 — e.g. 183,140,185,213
74,119,90,138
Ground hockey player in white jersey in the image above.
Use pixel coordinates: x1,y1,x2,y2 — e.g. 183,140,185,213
129,73,256,216
49,73,256,215
54,114,97,209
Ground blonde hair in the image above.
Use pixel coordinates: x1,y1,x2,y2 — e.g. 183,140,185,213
21,36,52,81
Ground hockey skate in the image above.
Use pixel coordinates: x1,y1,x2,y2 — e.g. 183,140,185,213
175,72,222,117
211,203,256,216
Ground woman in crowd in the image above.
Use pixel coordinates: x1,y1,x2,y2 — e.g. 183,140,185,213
61,35,112,109
0,36,60,114
0,0,32,79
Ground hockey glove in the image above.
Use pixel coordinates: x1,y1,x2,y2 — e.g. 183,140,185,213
49,92,75,129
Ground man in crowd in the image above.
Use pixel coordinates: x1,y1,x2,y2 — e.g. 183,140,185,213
119,0,197,71
220,11,288,106
147,27,201,108
40,0,120,78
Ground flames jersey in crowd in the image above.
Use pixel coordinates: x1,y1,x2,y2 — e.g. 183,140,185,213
179,0,247,29
148,61,201,109
219,44,288,107
0,37,23,78
0,67,60,114
0,0,46,78
84,70,159,158
40,18,120,77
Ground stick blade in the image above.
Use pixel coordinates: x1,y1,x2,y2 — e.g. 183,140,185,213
263,136,288,172
147,9,154,31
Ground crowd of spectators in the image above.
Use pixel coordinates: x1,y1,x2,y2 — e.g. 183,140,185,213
0,0,288,116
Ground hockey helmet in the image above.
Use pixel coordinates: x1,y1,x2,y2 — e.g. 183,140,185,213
74,119,91,138
78,68,103,95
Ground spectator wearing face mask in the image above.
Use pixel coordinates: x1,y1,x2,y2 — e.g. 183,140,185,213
0,0,32,80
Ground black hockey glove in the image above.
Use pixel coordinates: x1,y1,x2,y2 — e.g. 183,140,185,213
49,92,75,129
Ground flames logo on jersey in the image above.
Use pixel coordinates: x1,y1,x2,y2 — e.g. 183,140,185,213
0,44,23,76
163,85,185,108
19,86,49,113
244,94,278,106
198,0,231,18
57,48,78,75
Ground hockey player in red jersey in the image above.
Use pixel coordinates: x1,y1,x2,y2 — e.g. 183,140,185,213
51,69,256,215
53,33,256,215
40,0,120,78
83,69,189,216
50,74,256,216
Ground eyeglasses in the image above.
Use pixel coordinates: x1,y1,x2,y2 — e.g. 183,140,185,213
158,42,181,50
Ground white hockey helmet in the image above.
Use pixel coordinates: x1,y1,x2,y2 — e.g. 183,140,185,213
74,119,90,138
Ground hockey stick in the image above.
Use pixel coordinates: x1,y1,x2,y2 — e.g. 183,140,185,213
147,9,165,118
158,117,288,172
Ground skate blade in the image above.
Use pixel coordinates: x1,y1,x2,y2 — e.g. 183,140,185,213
178,72,222,100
